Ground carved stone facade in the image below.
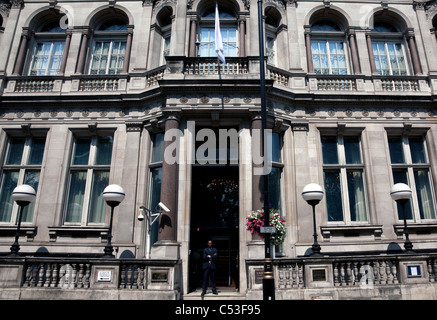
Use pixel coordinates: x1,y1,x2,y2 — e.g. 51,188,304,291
0,0,437,300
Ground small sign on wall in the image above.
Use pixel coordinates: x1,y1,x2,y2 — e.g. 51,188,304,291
97,270,112,282
407,265,421,278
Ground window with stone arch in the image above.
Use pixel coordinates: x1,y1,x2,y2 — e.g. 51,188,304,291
264,6,282,67
368,11,422,76
154,6,173,67
81,8,133,75
197,2,238,58
14,10,70,76
305,9,355,75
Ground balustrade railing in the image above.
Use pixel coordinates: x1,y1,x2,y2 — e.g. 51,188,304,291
185,57,248,75
78,76,125,92
22,259,91,288
378,77,420,92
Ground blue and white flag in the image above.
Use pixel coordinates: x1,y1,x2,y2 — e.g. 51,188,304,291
215,3,226,64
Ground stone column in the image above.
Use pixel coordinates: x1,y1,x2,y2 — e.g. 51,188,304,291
407,32,422,75
58,30,72,75
151,114,180,259
239,18,246,57
122,30,133,73
12,31,29,75
158,114,180,242
304,28,313,73
75,32,89,74
366,33,377,74
348,31,361,74
189,19,197,57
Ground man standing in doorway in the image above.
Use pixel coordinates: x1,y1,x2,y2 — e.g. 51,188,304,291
201,240,218,297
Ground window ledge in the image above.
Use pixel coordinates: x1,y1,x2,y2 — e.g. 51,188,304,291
48,226,108,243
0,226,37,242
393,223,437,239
321,225,383,242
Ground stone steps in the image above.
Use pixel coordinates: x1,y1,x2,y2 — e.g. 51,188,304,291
183,289,246,300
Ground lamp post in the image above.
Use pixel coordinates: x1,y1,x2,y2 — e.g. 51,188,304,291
9,184,36,256
102,184,125,258
390,183,413,252
256,0,274,301
302,183,324,256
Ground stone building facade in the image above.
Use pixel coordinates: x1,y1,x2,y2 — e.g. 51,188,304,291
0,0,437,300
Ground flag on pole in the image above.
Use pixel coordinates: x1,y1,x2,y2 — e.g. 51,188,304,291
215,3,226,64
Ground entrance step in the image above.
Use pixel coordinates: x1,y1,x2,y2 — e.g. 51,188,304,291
183,289,246,300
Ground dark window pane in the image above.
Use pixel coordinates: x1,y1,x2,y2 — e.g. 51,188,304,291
5,138,25,165
409,137,426,164
72,138,91,165
392,170,413,220
28,137,46,165
414,169,435,219
388,137,404,164
344,137,361,164
321,136,338,164
95,136,113,165
324,170,343,221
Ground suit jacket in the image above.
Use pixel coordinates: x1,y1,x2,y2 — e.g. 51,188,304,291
202,247,218,270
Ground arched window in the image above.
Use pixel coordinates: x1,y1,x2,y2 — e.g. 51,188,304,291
198,5,237,58
265,6,281,66
28,19,66,75
157,7,172,66
309,20,349,75
370,21,408,76
88,19,128,75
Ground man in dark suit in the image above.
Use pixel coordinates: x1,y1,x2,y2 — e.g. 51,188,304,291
201,240,218,296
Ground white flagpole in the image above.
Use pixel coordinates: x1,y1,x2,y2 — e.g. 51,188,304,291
215,3,226,64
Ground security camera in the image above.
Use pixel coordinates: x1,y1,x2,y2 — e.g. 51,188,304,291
158,202,170,212
138,206,145,221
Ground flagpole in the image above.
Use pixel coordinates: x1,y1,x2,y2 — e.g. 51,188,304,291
257,0,275,301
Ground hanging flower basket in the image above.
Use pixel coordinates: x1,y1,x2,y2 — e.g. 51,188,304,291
246,209,286,246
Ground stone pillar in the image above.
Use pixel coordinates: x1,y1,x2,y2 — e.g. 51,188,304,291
304,28,313,73
12,32,29,75
158,114,180,242
75,32,89,74
122,31,133,73
152,114,180,259
407,32,422,75
58,31,72,75
348,32,361,74
189,19,197,57
366,33,377,74
239,19,246,57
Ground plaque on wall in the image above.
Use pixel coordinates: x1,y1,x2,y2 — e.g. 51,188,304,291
151,270,169,283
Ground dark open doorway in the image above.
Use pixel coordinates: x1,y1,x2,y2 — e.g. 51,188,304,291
189,166,239,292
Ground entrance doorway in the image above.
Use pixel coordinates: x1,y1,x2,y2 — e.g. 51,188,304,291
189,166,239,292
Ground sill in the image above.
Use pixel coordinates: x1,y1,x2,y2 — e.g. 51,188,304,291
393,223,437,239
321,225,383,242
48,226,108,243
0,225,37,242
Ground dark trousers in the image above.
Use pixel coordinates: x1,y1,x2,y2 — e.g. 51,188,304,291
202,266,216,293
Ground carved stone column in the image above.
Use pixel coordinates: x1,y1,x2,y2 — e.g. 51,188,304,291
157,113,180,242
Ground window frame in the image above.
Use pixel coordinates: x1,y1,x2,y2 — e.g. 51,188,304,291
388,134,437,222
28,38,66,76
63,134,114,226
310,36,350,75
371,39,409,76
88,35,127,75
321,134,369,224
198,15,238,58
0,134,46,225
